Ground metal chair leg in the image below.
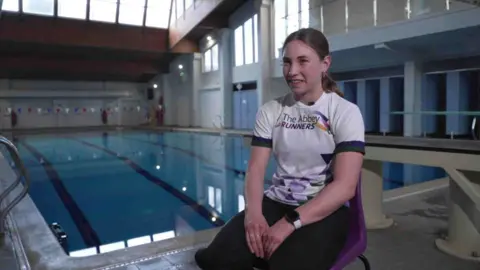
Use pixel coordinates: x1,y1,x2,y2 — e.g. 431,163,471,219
358,254,371,270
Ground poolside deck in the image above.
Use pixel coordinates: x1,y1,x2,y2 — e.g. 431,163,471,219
107,183,479,270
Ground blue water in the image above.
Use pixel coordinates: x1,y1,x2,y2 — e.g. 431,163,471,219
3,131,444,255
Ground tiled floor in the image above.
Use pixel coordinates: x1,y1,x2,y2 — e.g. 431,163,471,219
115,187,479,270
0,234,19,270
2,187,479,270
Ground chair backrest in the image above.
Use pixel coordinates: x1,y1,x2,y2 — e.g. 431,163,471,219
330,178,367,270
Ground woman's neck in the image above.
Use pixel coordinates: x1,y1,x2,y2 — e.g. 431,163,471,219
295,87,324,105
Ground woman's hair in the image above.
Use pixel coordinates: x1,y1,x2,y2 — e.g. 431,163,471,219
282,28,344,97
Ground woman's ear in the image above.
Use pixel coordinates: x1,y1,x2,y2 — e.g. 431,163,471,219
322,55,332,73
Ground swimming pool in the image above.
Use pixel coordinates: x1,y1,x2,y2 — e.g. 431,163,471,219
4,130,445,257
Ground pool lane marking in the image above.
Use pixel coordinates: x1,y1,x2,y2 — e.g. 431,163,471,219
19,140,102,248
120,135,272,184
68,137,225,227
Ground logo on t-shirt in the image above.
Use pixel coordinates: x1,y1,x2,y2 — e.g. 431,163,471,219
276,111,331,133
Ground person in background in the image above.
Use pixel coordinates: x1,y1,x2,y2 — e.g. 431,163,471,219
195,27,365,270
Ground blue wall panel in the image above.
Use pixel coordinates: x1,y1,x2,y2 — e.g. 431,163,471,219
446,71,470,135
422,74,440,134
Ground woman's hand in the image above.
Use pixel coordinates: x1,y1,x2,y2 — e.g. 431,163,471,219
262,218,295,259
244,211,269,258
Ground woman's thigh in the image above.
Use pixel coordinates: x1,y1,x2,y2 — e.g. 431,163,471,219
268,206,350,270
195,196,286,270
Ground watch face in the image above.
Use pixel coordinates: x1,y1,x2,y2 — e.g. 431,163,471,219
286,210,299,223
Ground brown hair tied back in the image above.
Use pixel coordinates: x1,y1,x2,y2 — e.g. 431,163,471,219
282,28,344,98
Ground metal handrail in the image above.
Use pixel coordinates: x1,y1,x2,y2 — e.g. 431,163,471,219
472,117,478,140
0,136,30,235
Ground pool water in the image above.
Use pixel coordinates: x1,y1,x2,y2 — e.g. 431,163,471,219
3,130,444,256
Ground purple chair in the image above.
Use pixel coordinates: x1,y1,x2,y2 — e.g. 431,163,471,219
330,178,370,270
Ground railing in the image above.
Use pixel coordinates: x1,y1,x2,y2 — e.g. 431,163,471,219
0,136,30,237
472,117,478,140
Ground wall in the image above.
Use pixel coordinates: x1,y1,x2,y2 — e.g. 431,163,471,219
0,79,148,130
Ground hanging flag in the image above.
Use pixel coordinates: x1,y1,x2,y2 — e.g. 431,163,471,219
56,108,60,113
47,108,52,113
28,108,32,113
7,108,11,113
74,108,79,113
37,108,42,114
82,108,86,113
91,108,95,113
65,108,70,114
17,108,21,113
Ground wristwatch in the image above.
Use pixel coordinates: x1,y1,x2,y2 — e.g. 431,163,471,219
285,210,302,229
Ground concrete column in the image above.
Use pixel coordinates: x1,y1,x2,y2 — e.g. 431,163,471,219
255,0,274,107
192,53,202,127
403,61,423,137
362,160,394,229
446,71,470,136
219,28,233,128
309,0,322,29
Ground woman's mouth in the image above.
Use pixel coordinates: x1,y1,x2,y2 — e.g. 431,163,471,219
288,79,304,87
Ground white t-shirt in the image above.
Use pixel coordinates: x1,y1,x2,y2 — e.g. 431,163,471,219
251,91,365,206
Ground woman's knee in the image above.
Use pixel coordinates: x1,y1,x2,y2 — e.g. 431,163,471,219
195,247,254,270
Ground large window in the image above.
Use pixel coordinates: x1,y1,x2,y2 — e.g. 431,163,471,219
234,14,259,67
274,0,310,58
176,0,184,19
146,0,170,28
58,0,87,19
90,0,118,23
119,0,145,26
244,18,254,65
23,0,54,16
234,26,244,66
2,0,19,11
203,44,219,73
0,0,173,29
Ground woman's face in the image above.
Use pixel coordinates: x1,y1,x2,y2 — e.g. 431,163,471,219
282,40,330,96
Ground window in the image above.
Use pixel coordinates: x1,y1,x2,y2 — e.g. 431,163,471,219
300,0,309,28
274,0,286,58
208,186,222,213
176,0,184,19
58,0,87,19
90,0,118,23
185,0,193,10
203,49,212,72
287,0,299,35
253,14,259,63
243,18,253,65
211,44,219,71
119,0,145,26
2,0,19,11
234,26,244,66
146,0,171,28
23,0,54,16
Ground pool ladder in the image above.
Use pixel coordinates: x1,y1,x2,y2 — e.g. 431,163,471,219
472,117,478,140
0,136,30,240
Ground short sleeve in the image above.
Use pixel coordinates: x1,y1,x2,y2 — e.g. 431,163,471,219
331,103,365,155
251,104,273,148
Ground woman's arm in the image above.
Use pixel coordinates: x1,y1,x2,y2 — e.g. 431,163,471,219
244,146,271,215
294,151,363,226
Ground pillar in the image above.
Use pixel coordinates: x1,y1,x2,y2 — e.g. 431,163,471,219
256,0,274,107
309,0,322,30
362,160,394,229
446,71,470,136
219,28,233,128
435,173,480,262
403,61,424,186
192,53,202,127
403,61,423,137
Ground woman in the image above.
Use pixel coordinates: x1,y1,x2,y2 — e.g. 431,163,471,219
195,28,365,270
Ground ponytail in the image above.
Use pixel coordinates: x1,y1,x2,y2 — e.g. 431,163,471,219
322,73,344,98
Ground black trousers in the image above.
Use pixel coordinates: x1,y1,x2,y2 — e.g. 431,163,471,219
195,195,349,270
